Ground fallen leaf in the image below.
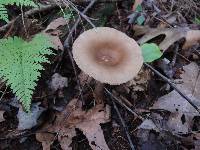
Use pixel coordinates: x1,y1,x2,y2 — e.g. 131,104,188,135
137,27,187,51
36,133,55,150
45,17,68,31
183,30,200,49
17,103,45,130
43,17,68,51
151,62,200,134
36,99,111,150
0,110,5,122
126,67,151,91
134,26,200,51
45,30,64,51
49,73,68,92
138,119,159,131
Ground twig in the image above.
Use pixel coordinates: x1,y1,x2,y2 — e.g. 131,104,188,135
144,63,200,114
0,4,61,32
64,0,96,28
104,88,144,120
111,98,136,150
63,0,97,49
177,53,191,63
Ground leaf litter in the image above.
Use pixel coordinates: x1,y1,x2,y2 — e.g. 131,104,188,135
36,98,111,150
0,0,200,149
150,62,200,134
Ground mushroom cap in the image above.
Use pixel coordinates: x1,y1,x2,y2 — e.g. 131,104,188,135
72,27,143,85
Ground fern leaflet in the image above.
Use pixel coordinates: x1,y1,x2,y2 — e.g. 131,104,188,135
0,34,53,111
0,0,37,22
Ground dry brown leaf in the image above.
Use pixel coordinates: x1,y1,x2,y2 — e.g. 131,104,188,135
126,67,151,91
45,17,68,31
151,62,200,134
0,110,5,122
43,17,68,51
132,0,143,11
183,30,200,49
136,26,188,51
36,133,55,150
36,99,111,150
134,26,200,51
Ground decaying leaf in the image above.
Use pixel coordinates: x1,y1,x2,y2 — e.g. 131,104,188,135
134,25,200,51
43,17,68,51
45,17,68,31
36,133,55,150
17,103,45,130
49,73,68,92
126,67,151,91
36,99,111,150
151,62,200,134
136,26,187,51
183,30,200,49
0,110,5,122
138,119,159,131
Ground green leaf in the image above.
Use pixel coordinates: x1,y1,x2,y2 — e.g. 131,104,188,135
0,34,53,111
137,15,145,25
194,17,200,25
141,43,162,62
136,4,142,12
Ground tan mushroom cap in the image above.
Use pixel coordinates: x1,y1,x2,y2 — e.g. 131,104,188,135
72,27,143,85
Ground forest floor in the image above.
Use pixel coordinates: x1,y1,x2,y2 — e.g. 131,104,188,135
0,0,200,150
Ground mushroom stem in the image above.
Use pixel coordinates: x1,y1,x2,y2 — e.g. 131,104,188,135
94,81,105,104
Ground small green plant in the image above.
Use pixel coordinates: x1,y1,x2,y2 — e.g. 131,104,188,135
0,0,36,22
194,17,200,25
135,4,145,25
0,34,53,111
141,43,162,62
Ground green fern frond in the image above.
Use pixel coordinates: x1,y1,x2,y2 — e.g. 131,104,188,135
0,0,37,22
0,34,53,111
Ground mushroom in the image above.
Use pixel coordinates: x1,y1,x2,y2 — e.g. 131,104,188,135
72,27,143,85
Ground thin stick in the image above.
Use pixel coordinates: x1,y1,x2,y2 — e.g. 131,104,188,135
104,88,144,120
63,0,97,48
111,98,136,150
144,63,200,114
64,0,96,28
